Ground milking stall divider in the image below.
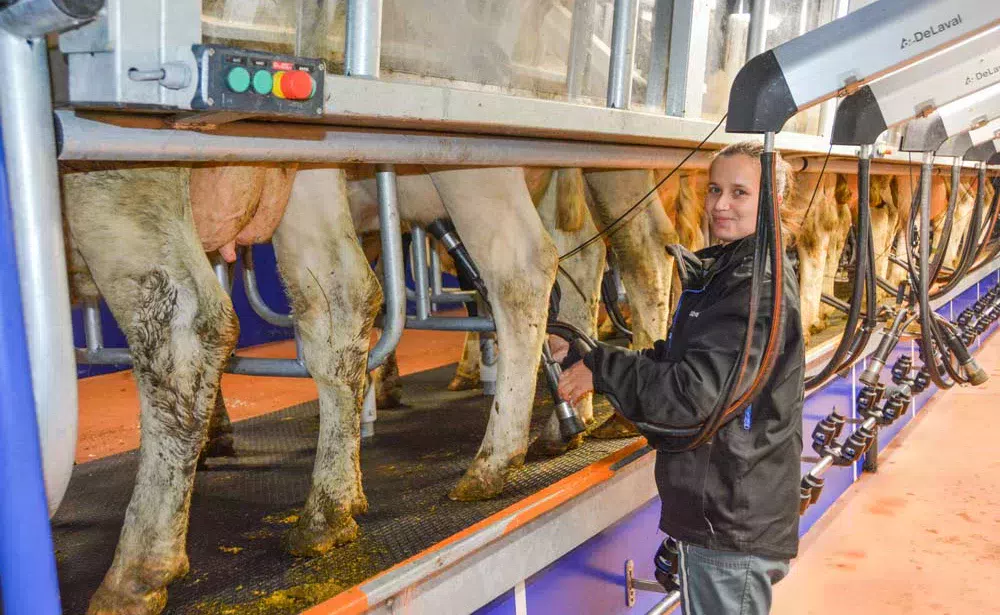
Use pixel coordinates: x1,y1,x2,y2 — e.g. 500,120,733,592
4,0,1000,613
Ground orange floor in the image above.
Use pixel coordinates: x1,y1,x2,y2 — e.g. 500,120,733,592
75,328,466,462
773,333,1000,615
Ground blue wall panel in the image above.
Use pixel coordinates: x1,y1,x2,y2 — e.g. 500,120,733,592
523,501,665,615
477,589,517,615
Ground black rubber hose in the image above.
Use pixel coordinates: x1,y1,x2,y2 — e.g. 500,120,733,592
805,156,872,390
931,165,986,299
913,160,960,389
964,175,1000,275
600,261,633,341
927,163,962,283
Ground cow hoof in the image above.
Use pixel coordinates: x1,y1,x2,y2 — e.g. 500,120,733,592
87,556,187,615
285,511,359,557
375,389,403,409
588,414,640,439
351,492,369,516
529,433,583,458
447,374,480,392
448,469,504,501
204,433,237,458
87,586,167,615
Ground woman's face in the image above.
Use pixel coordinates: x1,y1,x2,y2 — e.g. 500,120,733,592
707,154,762,243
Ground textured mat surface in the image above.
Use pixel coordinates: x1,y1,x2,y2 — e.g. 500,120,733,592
53,364,637,615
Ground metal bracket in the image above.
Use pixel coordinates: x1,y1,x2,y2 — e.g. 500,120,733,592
626,558,670,607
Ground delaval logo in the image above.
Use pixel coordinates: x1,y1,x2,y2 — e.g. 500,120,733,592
900,14,962,50
965,64,1000,86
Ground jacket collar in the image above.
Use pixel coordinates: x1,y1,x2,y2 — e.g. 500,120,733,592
666,235,755,290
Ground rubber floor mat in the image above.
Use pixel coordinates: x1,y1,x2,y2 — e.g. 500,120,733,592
53,364,638,614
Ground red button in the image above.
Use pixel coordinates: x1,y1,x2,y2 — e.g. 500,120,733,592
274,70,314,100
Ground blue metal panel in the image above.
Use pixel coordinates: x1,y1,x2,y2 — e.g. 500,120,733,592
871,342,916,452
522,500,665,615
0,129,62,614
800,366,855,534
478,589,517,615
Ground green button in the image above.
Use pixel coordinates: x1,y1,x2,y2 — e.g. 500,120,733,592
252,70,273,95
226,66,251,93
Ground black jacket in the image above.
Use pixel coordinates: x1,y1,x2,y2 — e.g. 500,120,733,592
584,236,804,559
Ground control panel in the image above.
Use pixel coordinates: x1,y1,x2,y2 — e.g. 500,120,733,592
191,44,325,118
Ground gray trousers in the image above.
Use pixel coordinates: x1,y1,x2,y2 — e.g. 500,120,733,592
677,541,790,615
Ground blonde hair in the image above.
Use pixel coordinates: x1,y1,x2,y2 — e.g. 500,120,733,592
711,140,800,245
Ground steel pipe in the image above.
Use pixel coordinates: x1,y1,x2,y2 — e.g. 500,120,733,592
1,32,76,516
790,155,978,177
645,0,673,110
55,110,722,169
228,356,309,377
566,0,596,100
430,240,443,308
644,591,681,615
74,342,312,377
344,0,382,78
367,164,406,370
83,298,103,354
0,0,102,39
405,287,477,305
0,113,63,615
746,0,771,58
212,254,232,296
242,247,293,327
404,316,496,332
607,0,640,109
410,226,431,320
75,347,132,365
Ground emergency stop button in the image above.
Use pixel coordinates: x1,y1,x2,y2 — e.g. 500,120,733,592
271,70,315,100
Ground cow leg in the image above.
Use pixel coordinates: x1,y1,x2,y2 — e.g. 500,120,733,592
797,231,829,345
272,168,380,555
198,392,236,465
63,168,239,615
429,168,558,501
372,346,403,408
584,170,676,438
449,330,482,391
531,169,605,455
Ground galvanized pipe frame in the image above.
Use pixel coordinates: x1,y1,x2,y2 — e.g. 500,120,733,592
0,30,77,518
55,111,988,176
606,0,639,110
241,246,294,328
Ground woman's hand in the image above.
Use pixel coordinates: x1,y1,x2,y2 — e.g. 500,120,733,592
548,334,570,363
557,361,594,404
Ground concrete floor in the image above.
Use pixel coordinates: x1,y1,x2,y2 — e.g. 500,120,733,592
773,333,1000,615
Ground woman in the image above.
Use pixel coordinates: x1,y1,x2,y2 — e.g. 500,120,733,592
554,141,805,614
